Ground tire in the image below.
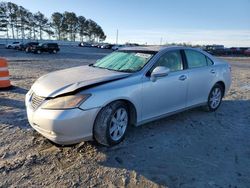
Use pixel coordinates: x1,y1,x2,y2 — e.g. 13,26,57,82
94,101,129,146
25,48,29,53
37,50,41,54
52,49,57,54
205,84,223,112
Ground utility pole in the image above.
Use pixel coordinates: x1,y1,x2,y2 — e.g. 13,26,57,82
116,29,119,44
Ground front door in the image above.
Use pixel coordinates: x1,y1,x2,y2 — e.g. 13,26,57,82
141,50,188,121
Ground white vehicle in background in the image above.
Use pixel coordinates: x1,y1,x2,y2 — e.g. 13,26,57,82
25,46,231,146
6,41,21,49
112,45,125,51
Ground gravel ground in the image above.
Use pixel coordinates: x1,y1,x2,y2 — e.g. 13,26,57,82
0,46,250,188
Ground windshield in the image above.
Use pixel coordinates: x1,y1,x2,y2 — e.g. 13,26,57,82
93,51,153,72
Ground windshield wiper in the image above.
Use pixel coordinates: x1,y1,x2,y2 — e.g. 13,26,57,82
115,69,135,73
89,64,108,70
89,64,134,73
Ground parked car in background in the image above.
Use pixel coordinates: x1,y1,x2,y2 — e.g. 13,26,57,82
230,47,241,55
101,44,114,49
97,43,104,48
16,42,25,50
79,42,92,47
91,43,99,48
244,48,250,56
125,43,139,47
112,45,125,51
18,42,39,52
5,41,21,49
26,46,231,146
31,43,60,54
239,47,249,55
204,45,226,55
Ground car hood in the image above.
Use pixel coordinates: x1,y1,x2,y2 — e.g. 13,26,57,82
31,65,131,98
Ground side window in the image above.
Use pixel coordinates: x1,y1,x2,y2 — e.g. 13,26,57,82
154,50,183,72
185,50,208,68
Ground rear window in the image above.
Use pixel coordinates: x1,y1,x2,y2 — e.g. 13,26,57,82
185,50,211,68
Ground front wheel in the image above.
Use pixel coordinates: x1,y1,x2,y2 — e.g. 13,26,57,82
205,84,223,112
94,101,129,146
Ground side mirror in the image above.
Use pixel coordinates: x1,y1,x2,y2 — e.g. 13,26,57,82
150,66,170,82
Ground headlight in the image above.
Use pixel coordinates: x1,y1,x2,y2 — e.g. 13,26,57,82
41,94,91,110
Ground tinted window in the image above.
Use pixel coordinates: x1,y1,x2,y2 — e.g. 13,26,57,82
185,50,208,68
154,50,183,72
48,43,58,47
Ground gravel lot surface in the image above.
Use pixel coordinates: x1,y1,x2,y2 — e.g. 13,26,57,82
0,46,250,188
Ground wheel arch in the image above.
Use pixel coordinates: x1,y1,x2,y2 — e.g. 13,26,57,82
214,81,225,96
97,98,138,127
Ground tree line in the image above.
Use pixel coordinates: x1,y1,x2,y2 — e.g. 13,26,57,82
0,1,106,42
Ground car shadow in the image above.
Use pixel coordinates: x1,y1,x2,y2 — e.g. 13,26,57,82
0,86,29,128
91,100,250,187
0,97,24,109
0,86,28,95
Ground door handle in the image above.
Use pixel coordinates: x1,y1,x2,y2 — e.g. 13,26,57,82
210,69,216,74
179,75,187,81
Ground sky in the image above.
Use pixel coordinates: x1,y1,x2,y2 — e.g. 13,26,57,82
6,0,250,46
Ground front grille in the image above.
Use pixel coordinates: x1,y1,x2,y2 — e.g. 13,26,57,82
30,93,45,110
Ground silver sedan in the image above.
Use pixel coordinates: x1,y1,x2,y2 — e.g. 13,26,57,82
25,46,231,146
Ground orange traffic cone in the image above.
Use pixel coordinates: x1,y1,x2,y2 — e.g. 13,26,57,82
0,58,11,88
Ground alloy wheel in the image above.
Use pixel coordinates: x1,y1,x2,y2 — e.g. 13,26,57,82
109,108,128,141
209,87,222,109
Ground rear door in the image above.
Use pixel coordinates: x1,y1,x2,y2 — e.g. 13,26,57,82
184,49,215,107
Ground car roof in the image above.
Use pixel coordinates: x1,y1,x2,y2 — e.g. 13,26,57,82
119,45,190,54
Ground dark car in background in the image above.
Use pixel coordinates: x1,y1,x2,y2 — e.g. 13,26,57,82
18,42,39,52
244,48,250,56
31,43,60,54
101,44,114,49
78,42,92,47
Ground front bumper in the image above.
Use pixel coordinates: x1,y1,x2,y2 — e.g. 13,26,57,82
26,101,100,145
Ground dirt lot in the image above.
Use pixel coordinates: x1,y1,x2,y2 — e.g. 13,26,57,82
0,46,250,188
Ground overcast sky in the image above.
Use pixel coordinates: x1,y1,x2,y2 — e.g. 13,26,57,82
7,0,250,46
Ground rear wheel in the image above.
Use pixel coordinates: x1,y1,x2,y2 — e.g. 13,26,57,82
205,84,223,112
52,49,57,54
94,101,129,146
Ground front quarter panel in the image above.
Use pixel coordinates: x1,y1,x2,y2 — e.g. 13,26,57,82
79,75,143,122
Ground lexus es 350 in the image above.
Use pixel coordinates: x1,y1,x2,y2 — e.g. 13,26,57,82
25,46,231,146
